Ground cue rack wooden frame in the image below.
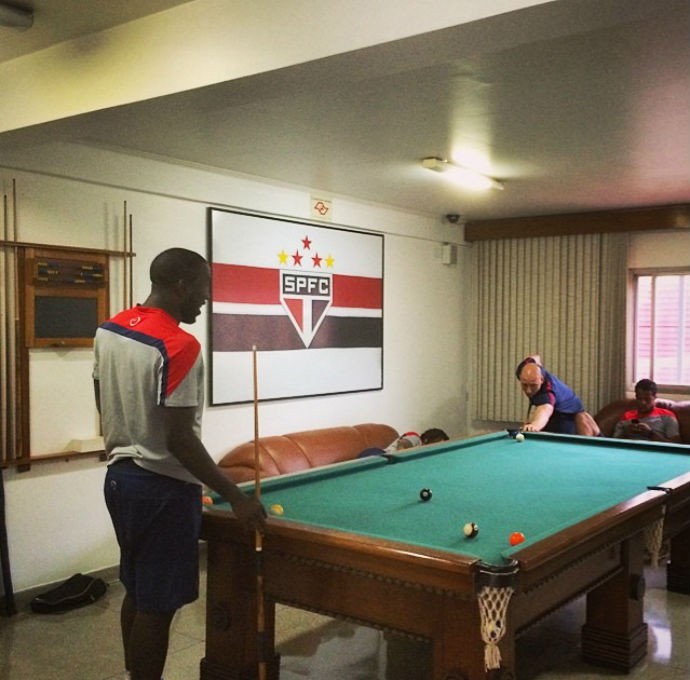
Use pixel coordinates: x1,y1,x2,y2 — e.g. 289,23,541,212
1,182,135,470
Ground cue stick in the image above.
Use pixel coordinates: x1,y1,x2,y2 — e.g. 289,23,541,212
252,345,267,680
1,193,8,461
11,179,22,461
123,201,128,309
0,188,17,613
523,403,533,430
128,213,134,307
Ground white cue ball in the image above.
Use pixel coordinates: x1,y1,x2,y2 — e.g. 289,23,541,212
515,432,525,442
463,522,479,538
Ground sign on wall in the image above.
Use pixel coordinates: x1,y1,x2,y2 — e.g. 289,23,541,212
208,208,384,405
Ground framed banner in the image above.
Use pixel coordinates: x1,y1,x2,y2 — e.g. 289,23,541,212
208,208,384,405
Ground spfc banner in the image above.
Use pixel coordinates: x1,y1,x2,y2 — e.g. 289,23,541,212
208,208,384,405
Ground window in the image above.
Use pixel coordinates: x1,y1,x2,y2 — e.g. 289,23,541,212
633,271,690,389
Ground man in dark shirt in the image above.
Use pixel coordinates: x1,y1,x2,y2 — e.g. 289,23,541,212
516,355,600,435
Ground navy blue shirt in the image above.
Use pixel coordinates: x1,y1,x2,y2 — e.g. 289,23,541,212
529,369,584,433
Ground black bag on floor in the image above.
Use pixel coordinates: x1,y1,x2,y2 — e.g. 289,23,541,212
30,573,107,614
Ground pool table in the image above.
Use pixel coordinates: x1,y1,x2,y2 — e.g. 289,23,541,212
200,431,690,680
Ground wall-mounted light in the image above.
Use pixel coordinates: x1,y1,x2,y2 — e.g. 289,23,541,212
422,157,503,191
0,2,33,29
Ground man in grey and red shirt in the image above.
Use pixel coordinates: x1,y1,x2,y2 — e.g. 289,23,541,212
613,378,681,443
94,248,265,680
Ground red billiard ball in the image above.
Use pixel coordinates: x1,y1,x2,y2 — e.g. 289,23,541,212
509,531,526,546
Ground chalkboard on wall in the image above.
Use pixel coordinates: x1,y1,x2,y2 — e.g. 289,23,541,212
23,247,109,348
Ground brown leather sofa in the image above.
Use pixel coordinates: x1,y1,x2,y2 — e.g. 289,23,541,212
217,423,399,483
594,398,690,443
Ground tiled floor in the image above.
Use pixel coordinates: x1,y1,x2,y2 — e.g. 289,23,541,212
1,562,688,680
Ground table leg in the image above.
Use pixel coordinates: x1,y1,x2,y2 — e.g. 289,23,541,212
667,525,690,593
201,541,280,680
581,535,647,671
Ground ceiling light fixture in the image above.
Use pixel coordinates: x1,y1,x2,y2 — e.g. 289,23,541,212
422,157,503,191
0,2,33,29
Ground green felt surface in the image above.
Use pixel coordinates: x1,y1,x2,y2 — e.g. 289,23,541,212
210,432,690,566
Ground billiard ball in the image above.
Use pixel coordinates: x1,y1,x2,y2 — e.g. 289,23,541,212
269,503,284,516
419,488,433,502
509,531,526,546
201,495,213,505
515,432,525,442
463,522,479,538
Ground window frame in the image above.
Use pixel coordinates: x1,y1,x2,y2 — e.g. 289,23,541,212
628,266,690,394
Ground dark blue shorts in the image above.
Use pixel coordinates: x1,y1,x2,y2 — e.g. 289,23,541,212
545,411,577,435
104,459,202,613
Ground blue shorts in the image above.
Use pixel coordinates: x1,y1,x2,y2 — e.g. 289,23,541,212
545,411,577,435
104,459,202,613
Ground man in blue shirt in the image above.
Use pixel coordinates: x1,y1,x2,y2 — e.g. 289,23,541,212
516,355,600,435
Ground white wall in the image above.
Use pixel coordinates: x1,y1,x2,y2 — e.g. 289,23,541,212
627,230,690,269
1,143,468,592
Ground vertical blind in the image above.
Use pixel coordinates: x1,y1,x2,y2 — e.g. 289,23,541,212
473,232,627,424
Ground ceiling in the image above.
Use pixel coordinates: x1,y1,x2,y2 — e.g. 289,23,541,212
1,0,689,222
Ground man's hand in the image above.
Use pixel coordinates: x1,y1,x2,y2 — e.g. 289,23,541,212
164,406,267,532
522,404,553,432
230,493,267,533
630,421,652,437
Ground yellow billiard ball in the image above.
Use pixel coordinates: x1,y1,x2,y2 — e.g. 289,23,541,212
269,503,284,516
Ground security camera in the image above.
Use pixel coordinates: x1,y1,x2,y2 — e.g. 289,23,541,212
445,214,461,224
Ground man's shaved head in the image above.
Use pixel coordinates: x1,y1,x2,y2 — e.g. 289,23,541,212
518,362,544,398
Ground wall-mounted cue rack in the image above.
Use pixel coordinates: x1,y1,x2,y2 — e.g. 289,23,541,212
1,181,135,469
0,242,130,470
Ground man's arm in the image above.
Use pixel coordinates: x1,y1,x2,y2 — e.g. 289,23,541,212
662,413,682,444
93,379,101,414
612,420,626,439
164,406,266,531
522,403,553,432
648,417,681,444
629,419,681,444
652,429,682,444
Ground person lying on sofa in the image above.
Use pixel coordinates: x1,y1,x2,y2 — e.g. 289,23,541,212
612,378,681,443
386,432,423,451
357,432,420,458
421,428,449,444
358,428,450,459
